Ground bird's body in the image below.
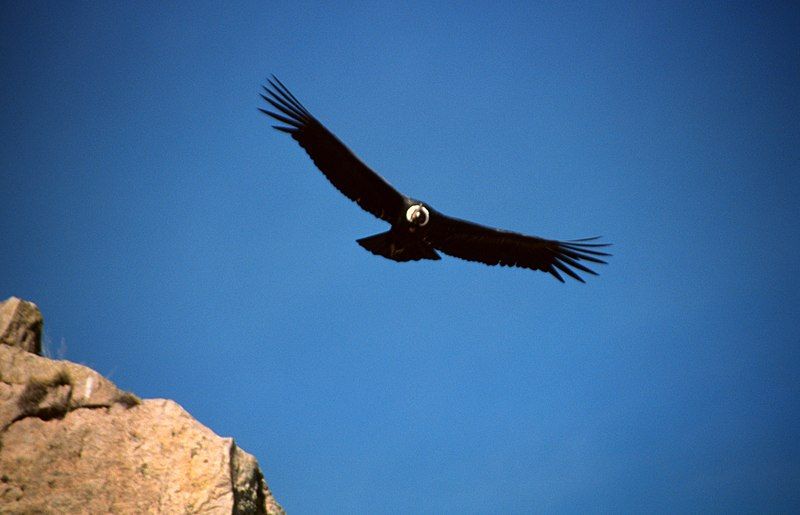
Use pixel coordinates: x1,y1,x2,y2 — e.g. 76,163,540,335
260,77,610,282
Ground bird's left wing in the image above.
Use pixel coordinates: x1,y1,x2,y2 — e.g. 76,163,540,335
427,212,611,282
260,77,406,223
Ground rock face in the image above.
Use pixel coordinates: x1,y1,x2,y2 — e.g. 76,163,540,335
0,297,283,514
0,296,43,354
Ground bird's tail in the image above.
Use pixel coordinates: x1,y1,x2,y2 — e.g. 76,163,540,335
356,231,441,262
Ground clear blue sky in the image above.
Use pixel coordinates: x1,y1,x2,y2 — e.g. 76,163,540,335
2,2,799,513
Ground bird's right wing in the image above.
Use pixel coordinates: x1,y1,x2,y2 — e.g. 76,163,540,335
260,77,406,223
427,212,611,282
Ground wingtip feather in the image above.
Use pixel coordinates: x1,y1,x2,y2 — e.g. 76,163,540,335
548,266,565,283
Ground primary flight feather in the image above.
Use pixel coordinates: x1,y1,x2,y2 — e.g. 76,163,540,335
260,76,610,282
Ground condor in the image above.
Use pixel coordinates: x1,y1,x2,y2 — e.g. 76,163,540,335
260,77,610,283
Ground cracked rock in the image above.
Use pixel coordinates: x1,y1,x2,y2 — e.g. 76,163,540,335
0,297,283,514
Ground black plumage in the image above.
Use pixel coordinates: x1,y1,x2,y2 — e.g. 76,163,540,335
260,76,610,282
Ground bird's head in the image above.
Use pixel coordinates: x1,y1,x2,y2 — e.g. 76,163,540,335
405,204,430,227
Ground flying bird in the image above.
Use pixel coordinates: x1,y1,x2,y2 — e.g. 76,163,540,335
259,77,610,282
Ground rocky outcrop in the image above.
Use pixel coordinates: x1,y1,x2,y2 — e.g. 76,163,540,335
0,297,283,514
0,296,43,354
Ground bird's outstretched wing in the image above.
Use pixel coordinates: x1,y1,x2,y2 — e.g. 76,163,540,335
259,77,406,223
427,213,611,283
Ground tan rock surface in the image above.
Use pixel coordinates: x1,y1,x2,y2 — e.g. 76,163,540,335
0,298,283,514
0,296,43,354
